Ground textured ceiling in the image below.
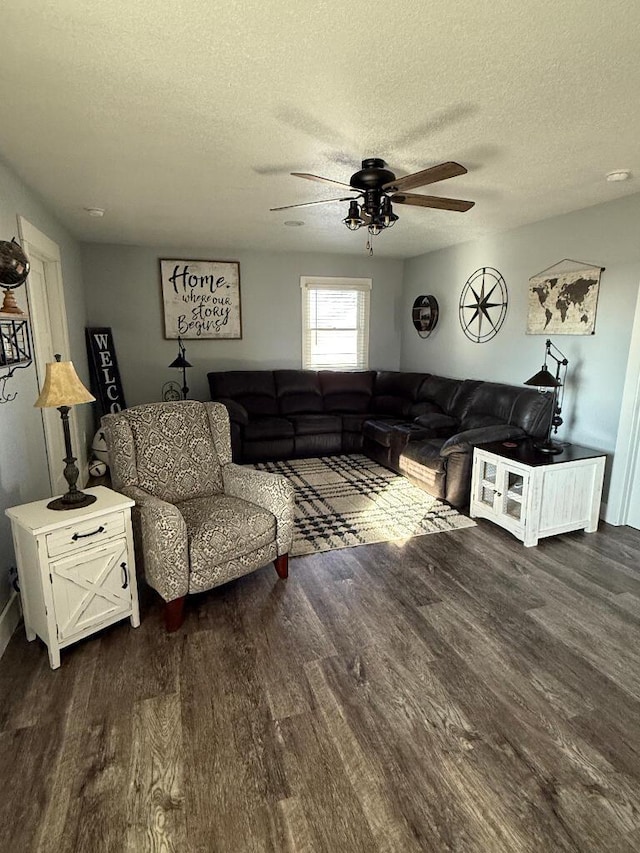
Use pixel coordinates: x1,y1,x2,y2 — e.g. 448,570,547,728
1,0,639,258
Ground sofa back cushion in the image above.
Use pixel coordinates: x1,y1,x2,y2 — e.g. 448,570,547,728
122,402,223,502
460,382,552,437
372,371,428,416
208,370,278,417
274,370,323,415
510,387,553,438
320,370,375,413
413,375,465,417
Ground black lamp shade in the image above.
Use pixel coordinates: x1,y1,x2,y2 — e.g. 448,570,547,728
169,353,192,369
524,367,561,388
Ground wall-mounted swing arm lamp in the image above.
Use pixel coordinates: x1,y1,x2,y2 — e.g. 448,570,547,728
524,338,569,454
168,336,192,400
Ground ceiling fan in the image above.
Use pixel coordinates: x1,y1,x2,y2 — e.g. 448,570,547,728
270,158,475,239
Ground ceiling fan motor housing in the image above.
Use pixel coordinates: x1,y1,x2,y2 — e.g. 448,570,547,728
350,159,396,190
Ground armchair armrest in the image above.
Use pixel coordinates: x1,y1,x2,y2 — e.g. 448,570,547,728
122,485,189,601
440,425,526,457
222,463,295,556
213,397,249,426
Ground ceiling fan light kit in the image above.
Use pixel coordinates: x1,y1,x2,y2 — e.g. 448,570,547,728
272,158,475,251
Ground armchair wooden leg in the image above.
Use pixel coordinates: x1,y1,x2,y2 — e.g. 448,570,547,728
274,554,289,579
165,596,186,632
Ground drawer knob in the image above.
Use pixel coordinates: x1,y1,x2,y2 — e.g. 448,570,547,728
71,525,105,541
121,562,129,589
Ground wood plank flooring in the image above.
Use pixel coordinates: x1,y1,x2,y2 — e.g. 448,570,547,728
2,520,640,852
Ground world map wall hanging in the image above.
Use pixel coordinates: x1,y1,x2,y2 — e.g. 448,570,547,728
526,259,604,335
458,267,508,343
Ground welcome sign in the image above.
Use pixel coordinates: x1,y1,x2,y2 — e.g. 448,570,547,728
160,258,242,339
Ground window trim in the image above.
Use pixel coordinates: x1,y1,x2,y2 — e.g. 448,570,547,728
300,276,372,371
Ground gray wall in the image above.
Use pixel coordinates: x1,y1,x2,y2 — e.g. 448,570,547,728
81,244,405,404
401,192,640,461
0,157,89,612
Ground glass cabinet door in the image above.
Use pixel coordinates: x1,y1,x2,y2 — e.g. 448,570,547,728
477,458,498,508
501,468,525,522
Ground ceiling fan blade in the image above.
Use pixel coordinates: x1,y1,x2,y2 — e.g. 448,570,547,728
270,196,355,211
391,193,475,212
291,172,356,191
383,161,468,192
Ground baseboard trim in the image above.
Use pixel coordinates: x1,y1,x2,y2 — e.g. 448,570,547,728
0,592,21,660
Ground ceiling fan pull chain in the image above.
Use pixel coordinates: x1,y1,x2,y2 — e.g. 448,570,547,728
366,234,373,256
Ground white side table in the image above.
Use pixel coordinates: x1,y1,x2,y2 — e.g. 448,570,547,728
470,440,606,547
6,486,140,669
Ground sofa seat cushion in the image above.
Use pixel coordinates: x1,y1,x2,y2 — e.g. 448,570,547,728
362,418,406,447
244,417,295,441
289,414,342,435
179,494,276,572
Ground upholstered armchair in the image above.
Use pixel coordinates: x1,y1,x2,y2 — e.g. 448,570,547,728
102,401,295,631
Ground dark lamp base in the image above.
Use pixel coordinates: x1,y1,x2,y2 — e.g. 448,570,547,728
47,492,97,511
534,441,564,455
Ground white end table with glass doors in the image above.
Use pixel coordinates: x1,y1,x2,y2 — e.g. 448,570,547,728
470,440,606,547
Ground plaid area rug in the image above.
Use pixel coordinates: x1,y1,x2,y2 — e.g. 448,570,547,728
250,454,476,557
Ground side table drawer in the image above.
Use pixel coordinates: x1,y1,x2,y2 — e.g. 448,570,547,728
46,511,126,558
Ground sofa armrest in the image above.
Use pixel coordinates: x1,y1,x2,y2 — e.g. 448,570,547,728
222,463,295,556
122,485,189,602
440,425,527,457
213,397,249,426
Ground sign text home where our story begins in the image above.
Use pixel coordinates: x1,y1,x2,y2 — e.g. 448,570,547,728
160,259,242,340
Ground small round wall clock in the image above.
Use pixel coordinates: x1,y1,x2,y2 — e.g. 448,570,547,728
459,267,508,343
412,295,439,338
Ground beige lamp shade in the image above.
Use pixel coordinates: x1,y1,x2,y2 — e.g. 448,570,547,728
34,355,95,408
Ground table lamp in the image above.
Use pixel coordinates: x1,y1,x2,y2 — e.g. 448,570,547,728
524,338,569,454
34,354,97,510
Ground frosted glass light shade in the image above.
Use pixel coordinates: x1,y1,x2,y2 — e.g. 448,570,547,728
34,356,95,408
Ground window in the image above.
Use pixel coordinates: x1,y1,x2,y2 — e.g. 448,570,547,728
301,276,371,370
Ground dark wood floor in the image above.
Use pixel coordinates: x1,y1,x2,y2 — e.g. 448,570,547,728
2,520,640,852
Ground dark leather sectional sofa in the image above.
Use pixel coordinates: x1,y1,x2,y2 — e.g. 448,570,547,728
208,369,552,507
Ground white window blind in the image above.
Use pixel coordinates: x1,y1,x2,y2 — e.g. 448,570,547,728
301,277,371,371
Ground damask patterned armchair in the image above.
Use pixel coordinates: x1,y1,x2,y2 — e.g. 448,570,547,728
102,401,295,631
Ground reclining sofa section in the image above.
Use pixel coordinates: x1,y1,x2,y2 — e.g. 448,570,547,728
208,369,552,507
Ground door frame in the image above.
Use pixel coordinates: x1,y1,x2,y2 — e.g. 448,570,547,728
606,280,640,525
17,217,86,493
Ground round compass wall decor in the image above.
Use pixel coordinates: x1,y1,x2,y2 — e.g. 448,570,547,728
458,267,508,343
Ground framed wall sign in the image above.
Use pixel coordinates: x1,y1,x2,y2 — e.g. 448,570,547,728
160,258,242,340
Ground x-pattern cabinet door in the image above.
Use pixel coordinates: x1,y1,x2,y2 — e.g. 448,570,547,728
50,539,132,642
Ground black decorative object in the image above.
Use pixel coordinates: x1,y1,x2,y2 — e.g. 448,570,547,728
162,380,182,402
412,295,439,338
169,337,192,400
34,354,97,510
524,338,569,454
459,267,508,343
86,327,126,418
